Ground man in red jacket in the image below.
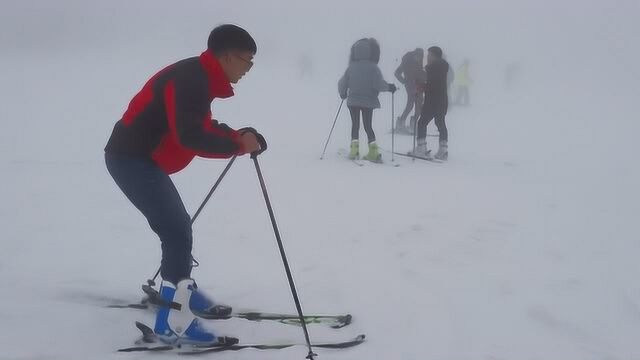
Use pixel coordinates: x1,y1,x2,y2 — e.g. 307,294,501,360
105,24,265,345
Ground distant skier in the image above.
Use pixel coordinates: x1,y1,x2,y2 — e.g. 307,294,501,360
411,46,450,160
453,59,471,106
104,25,266,345
394,48,424,134
338,38,396,162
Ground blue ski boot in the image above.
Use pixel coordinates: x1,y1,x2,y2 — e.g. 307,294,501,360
189,281,232,319
154,279,235,345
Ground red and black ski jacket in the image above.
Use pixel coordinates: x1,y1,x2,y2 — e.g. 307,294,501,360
105,50,245,174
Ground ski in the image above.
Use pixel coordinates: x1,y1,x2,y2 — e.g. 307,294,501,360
337,148,365,166
119,336,366,354
378,147,443,163
388,128,440,137
108,285,352,329
108,302,352,329
361,154,401,167
357,157,400,167
389,151,444,163
118,322,238,353
396,152,444,163
231,312,352,328
182,334,366,355
336,149,400,167
118,322,365,354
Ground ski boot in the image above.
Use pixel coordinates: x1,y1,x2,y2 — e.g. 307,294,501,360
348,140,359,160
154,279,236,345
189,282,233,319
364,142,382,163
434,140,448,161
141,279,231,318
394,118,413,135
408,140,432,159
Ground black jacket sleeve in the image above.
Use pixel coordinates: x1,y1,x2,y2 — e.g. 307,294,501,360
170,71,242,156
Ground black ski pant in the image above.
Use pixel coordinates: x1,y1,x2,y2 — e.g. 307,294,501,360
348,106,376,143
105,152,192,285
417,105,448,142
398,84,423,126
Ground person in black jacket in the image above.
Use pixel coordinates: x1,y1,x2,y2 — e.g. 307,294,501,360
411,46,449,160
394,48,424,133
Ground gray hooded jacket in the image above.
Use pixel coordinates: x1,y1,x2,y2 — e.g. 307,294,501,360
338,39,391,109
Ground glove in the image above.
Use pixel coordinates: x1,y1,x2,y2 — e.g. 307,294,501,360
340,92,347,100
239,127,268,157
212,119,233,134
388,83,397,93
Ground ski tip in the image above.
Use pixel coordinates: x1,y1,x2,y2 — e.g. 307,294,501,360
130,303,149,309
135,321,147,329
105,304,127,308
314,333,366,349
118,345,174,352
118,346,145,352
108,303,148,309
331,314,353,329
135,321,154,335
344,314,353,325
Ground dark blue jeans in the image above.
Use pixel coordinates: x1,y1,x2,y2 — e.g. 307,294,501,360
105,153,192,284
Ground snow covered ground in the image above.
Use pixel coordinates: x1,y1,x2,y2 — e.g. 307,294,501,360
2,1,639,359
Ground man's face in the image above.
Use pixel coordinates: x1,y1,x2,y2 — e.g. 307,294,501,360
220,50,254,83
427,53,436,64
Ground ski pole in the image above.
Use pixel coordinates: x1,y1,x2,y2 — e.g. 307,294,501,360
320,99,344,160
251,154,317,360
391,91,395,162
412,115,419,163
148,155,238,285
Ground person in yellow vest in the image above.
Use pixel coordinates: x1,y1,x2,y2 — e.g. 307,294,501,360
453,59,472,106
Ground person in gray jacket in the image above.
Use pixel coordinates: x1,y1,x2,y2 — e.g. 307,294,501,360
338,38,396,162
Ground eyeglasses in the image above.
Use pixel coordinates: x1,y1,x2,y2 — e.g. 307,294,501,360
234,54,254,70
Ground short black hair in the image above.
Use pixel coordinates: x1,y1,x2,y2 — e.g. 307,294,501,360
428,46,443,58
207,24,257,56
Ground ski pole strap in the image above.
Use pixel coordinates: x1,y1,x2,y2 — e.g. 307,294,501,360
141,284,181,310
